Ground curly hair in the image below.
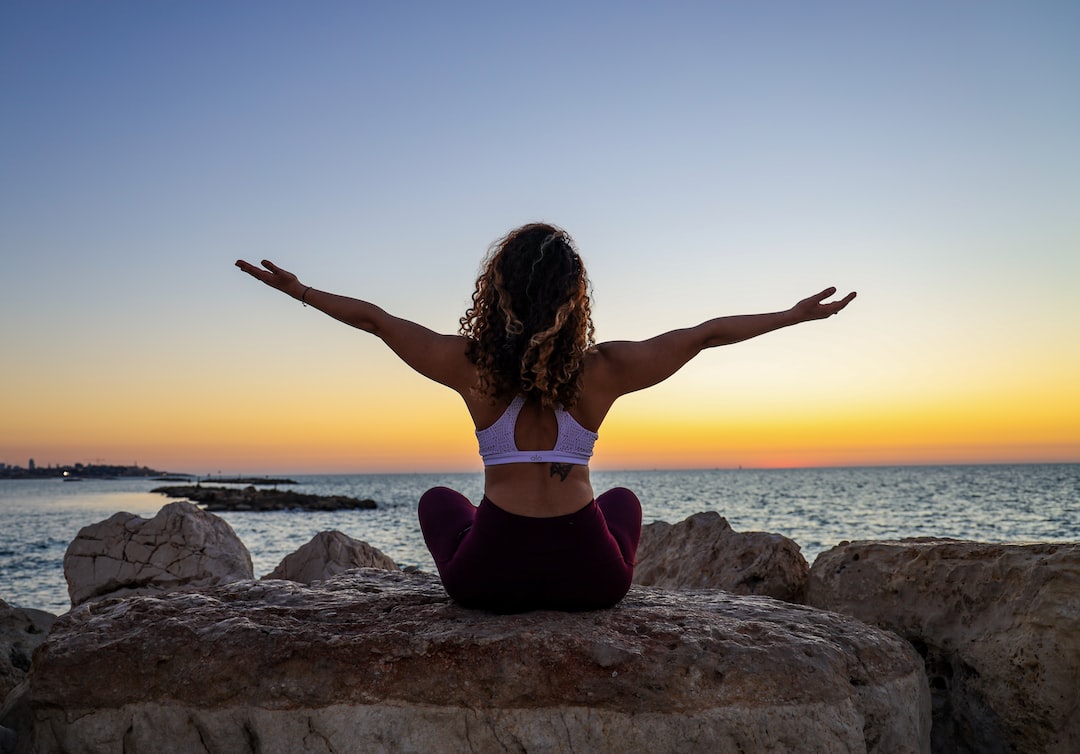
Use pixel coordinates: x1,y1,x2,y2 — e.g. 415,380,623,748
460,223,595,409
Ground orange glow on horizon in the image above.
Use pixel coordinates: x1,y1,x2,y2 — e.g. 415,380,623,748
5,404,1075,475
3,350,1077,474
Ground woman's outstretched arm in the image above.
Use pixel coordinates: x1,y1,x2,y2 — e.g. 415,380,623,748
235,259,474,391
589,287,856,400
236,259,388,332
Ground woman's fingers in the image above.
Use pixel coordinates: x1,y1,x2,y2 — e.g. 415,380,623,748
825,290,857,316
797,287,856,320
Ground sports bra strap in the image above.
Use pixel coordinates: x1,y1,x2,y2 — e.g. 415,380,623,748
476,396,597,466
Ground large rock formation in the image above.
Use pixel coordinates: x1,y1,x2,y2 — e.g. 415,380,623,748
62,501,253,607
807,538,1080,754
633,511,809,602
263,529,399,582
9,570,930,753
0,601,56,703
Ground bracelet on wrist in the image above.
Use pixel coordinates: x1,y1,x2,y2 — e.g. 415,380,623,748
301,286,313,307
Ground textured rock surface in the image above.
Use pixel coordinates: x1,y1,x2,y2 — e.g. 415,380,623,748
633,511,809,602
62,501,253,607
807,538,1080,754
263,529,399,581
11,569,929,753
0,600,56,703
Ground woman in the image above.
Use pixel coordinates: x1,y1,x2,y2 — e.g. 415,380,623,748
236,222,855,612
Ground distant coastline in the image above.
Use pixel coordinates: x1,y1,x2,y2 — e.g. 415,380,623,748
0,463,182,480
0,463,303,484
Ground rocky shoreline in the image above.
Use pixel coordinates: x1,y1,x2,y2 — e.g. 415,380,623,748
1,502,1077,753
151,484,377,512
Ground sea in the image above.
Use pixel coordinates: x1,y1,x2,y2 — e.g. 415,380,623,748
2,464,1077,615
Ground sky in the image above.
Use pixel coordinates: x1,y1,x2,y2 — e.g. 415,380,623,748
1,1,1078,474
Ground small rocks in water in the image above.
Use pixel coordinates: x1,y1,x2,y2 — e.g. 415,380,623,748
152,485,377,512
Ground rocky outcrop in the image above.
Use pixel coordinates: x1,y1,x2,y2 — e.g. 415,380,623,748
9,570,930,753
633,511,809,602
263,530,399,581
0,601,56,703
807,538,1080,754
153,484,376,512
62,501,253,607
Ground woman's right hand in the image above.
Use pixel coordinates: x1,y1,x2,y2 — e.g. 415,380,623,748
235,259,305,299
789,287,857,323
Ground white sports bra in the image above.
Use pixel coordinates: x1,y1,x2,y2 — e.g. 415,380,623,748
477,395,598,466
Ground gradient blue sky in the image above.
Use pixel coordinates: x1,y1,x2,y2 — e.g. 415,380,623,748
2,1,1078,473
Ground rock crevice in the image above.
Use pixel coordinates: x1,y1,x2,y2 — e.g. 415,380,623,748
807,538,1080,754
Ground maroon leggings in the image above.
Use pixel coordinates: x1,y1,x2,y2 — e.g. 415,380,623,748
418,486,642,612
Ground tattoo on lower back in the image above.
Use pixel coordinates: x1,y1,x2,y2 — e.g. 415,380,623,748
549,463,573,482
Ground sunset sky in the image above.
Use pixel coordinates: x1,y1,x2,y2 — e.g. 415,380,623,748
2,1,1078,474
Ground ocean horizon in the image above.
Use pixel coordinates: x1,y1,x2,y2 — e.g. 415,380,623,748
2,462,1077,615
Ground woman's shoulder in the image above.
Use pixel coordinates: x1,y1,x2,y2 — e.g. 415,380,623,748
581,343,625,383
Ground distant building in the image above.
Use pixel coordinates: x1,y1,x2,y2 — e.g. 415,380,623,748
28,458,35,471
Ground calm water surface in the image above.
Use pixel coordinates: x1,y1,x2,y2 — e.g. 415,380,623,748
1,464,1076,614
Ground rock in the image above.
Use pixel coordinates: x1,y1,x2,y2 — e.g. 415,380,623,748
10,570,930,753
633,511,809,602
263,530,399,582
62,501,253,607
806,538,1080,754
0,600,56,704
152,484,377,512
